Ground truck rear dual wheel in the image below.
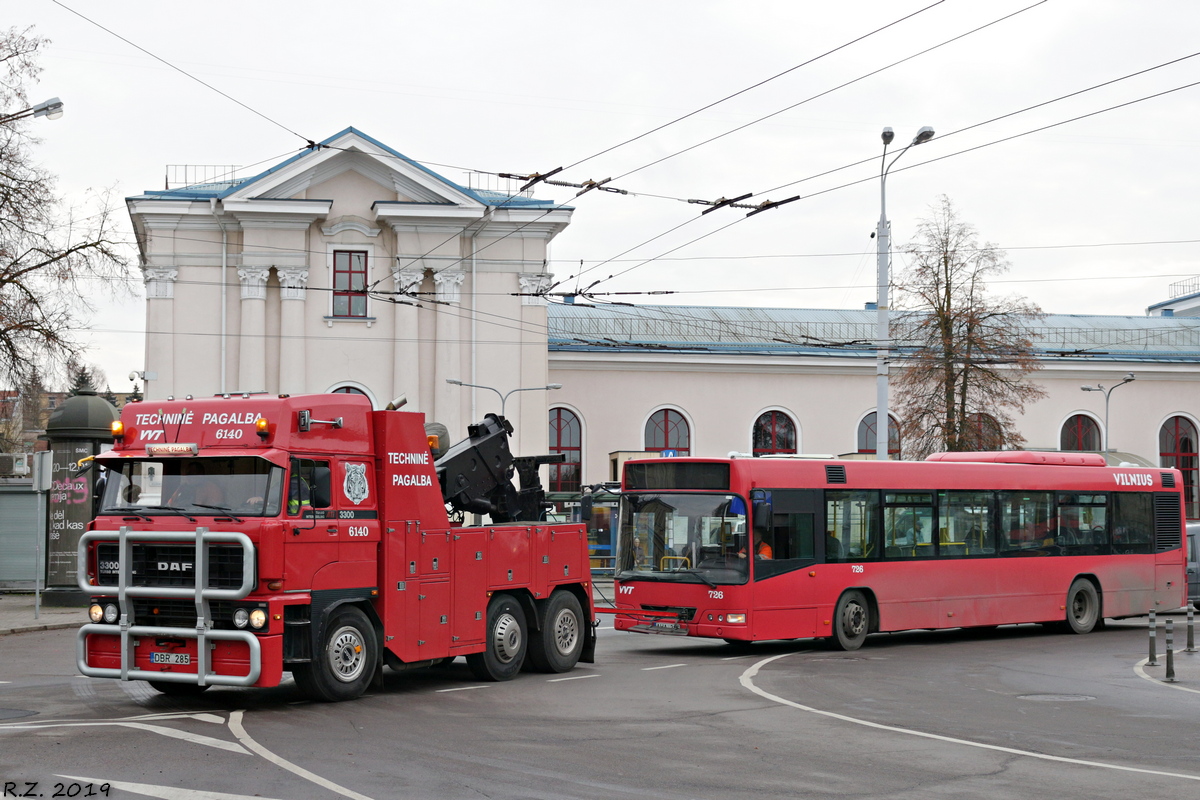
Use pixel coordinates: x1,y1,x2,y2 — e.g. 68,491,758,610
467,594,527,681
293,605,378,702
527,591,585,673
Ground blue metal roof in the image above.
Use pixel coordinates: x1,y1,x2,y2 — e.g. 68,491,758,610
548,303,1200,362
128,127,559,209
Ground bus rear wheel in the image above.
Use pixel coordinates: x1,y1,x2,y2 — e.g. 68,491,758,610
833,590,870,651
1066,579,1100,634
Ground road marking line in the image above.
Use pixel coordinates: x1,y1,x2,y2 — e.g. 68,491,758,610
0,680,9,684
435,685,489,692
642,663,685,671
58,774,287,800
721,655,750,660
548,674,599,682
0,721,249,754
1134,656,1200,694
228,710,376,800
741,653,1200,782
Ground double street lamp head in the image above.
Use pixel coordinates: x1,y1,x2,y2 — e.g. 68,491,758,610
880,126,935,148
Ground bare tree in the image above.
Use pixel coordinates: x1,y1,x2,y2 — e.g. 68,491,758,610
891,195,1046,459
1,26,132,388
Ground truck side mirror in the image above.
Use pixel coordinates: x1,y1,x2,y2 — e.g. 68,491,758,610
580,495,593,522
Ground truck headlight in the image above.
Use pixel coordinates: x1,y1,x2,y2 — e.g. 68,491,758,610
104,603,119,624
233,608,249,629
88,604,104,623
249,609,267,629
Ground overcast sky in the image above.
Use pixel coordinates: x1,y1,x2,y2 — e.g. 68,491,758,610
13,0,1200,394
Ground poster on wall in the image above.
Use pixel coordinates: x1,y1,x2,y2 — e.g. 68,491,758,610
46,441,95,587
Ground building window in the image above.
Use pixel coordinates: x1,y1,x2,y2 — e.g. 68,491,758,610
753,411,797,456
967,412,1004,450
548,408,582,493
645,409,690,456
857,412,900,457
1060,414,1100,451
332,386,367,396
332,251,367,317
1160,415,1198,519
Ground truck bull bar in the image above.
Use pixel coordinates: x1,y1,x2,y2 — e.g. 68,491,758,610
76,527,261,687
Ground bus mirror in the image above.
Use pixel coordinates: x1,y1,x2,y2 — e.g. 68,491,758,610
753,501,773,533
580,495,594,521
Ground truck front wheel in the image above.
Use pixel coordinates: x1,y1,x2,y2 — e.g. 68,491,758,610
294,605,378,702
467,594,527,681
527,590,584,673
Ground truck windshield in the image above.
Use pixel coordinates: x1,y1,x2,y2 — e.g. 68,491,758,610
616,492,749,585
98,458,285,518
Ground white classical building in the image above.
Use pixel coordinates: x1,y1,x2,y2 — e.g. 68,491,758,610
127,128,570,457
128,129,1200,519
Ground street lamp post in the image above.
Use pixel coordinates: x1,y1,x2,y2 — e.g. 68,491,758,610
0,97,65,125
875,125,934,460
445,379,562,418
1080,373,1135,453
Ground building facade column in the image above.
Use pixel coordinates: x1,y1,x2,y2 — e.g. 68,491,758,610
278,267,309,395
237,268,270,392
143,268,177,399
433,269,465,435
392,266,424,411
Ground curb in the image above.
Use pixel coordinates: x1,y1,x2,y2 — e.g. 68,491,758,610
0,622,79,636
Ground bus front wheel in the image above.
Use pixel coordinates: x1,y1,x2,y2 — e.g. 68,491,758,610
833,590,870,651
1066,579,1100,634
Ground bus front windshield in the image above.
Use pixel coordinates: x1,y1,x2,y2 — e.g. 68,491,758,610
98,457,285,518
617,492,749,585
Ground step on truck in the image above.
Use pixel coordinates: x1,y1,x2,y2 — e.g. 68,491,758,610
76,393,596,701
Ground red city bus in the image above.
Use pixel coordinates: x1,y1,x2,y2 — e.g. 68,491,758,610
610,451,1187,649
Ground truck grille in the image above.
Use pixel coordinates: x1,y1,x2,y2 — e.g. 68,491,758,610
97,543,246,589
131,598,240,629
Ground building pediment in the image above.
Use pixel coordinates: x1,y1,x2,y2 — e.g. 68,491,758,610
223,128,483,209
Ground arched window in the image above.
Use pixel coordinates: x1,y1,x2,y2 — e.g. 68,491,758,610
967,412,1004,450
645,409,690,456
753,411,797,456
1060,414,1100,451
332,386,367,396
1160,416,1198,519
548,408,582,494
857,412,900,457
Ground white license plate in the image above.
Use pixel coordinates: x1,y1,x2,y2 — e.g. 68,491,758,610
150,652,191,665
651,621,680,631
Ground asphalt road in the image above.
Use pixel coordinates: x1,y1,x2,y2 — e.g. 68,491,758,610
1,620,1199,799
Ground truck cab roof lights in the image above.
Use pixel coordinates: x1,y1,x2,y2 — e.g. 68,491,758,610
111,421,124,440
256,418,270,439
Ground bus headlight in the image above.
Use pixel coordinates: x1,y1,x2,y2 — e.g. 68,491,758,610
104,604,119,624
233,608,249,629
88,604,104,623
726,613,747,624
249,609,267,629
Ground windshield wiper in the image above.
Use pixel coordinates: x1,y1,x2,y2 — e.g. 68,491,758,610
105,505,152,521
676,568,717,588
143,505,198,523
192,504,244,522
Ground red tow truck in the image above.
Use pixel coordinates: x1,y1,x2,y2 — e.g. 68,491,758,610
76,393,595,701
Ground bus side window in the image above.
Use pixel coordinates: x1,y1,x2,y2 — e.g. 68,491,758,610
825,490,879,562
937,491,993,557
998,491,1054,556
884,493,934,559
754,489,819,581
1112,492,1154,554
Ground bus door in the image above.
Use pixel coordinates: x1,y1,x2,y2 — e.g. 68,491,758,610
749,489,822,639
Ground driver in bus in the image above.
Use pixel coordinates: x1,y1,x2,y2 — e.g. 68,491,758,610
738,528,773,559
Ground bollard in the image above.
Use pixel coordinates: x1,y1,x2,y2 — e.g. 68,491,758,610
1148,610,1158,666
1165,619,1177,682
1188,605,1196,653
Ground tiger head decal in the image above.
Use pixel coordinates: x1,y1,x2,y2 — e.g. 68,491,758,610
343,463,369,505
